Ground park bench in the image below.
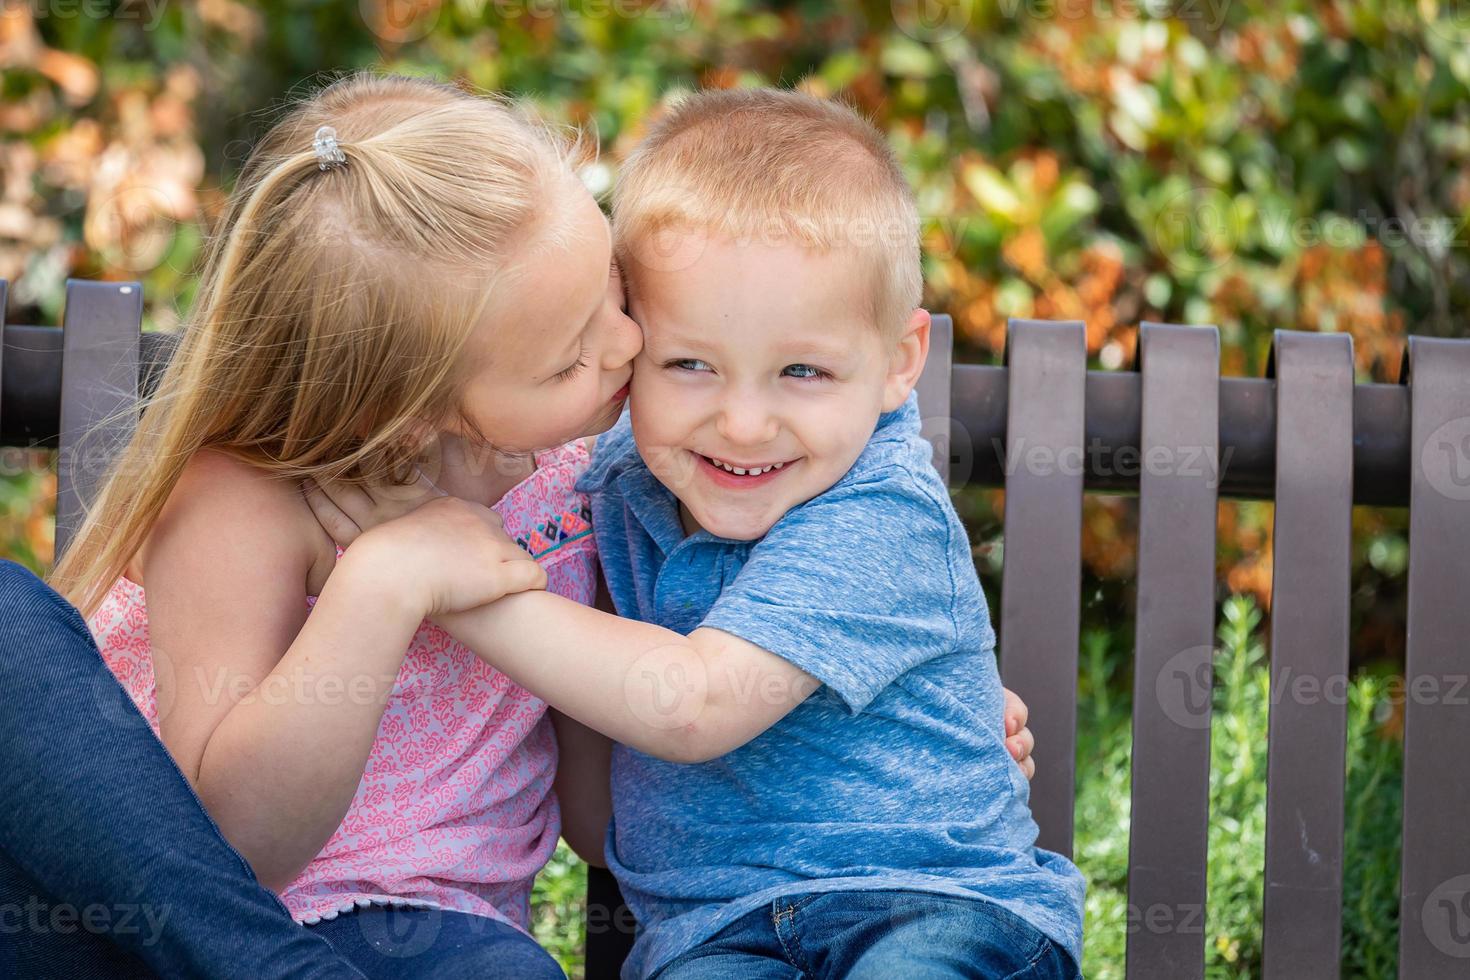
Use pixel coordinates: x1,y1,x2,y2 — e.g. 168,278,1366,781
2,278,1469,979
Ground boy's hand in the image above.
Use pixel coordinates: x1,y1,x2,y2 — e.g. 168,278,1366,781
1003,687,1036,780
303,469,445,548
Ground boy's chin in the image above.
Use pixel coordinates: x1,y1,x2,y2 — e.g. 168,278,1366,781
686,503,779,542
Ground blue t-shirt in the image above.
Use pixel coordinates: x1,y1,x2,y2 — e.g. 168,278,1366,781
576,392,1085,978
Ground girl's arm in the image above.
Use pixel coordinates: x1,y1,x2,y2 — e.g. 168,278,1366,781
142,452,542,891
435,592,814,765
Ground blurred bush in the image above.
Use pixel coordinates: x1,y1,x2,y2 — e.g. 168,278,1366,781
4,0,1461,633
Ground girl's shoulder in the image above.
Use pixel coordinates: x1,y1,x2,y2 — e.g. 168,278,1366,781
134,448,337,596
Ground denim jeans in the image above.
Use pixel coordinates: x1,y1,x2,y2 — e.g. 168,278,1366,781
650,889,1080,980
0,560,561,979
307,905,564,979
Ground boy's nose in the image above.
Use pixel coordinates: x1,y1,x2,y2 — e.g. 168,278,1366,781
715,398,780,447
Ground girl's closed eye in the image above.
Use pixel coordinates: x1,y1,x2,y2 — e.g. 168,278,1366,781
554,343,589,382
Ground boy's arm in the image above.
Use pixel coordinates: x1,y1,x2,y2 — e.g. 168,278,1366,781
435,592,818,765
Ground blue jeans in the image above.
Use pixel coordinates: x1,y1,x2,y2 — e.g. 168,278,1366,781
0,560,562,979
651,890,1079,980
308,906,563,979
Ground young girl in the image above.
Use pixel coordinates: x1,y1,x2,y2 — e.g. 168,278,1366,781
30,71,640,978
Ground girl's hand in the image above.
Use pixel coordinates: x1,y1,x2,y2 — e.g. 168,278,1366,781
348,495,546,618
1003,687,1036,780
303,469,445,548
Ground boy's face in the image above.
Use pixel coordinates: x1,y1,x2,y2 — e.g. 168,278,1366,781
626,232,922,541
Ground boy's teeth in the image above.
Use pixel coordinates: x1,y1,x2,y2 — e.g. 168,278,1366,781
707,457,786,476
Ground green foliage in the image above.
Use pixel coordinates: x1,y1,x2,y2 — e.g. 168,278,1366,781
1072,596,1403,978
531,843,589,977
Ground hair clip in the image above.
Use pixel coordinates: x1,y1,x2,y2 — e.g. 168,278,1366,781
313,125,346,171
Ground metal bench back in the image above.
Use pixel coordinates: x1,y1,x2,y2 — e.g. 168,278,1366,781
4,280,1470,979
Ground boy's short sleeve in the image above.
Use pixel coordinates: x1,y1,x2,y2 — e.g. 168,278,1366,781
698,466,960,715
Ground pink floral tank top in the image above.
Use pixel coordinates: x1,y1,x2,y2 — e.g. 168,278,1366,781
86,441,598,930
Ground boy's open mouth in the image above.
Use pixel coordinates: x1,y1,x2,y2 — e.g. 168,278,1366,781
695,453,795,487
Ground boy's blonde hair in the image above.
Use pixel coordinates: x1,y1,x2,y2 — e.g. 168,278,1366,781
612,87,921,336
52,73,585,617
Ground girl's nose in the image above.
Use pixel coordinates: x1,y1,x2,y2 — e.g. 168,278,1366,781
604,308,643,370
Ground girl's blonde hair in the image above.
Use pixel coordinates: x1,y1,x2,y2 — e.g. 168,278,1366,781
52,73,584,617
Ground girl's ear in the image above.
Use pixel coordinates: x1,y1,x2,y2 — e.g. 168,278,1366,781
881,308,931,412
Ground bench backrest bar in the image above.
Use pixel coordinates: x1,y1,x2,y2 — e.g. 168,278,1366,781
1260,331,1353,979
1398,337,1470,979
993,319,1084,857
5,279,1470,977
1125,323,1220,980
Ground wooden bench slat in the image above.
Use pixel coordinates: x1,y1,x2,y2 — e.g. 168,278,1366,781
0,280,7,443
55,280,143,560
998,318,1086,857
1397,335,1470,977
1126,322,1220,980
915,314,955,485
1260,330,1354,980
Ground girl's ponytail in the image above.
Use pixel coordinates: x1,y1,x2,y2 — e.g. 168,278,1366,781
51,73,586,616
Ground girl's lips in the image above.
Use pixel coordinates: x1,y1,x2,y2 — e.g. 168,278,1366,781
610,382,631,403
695,453,791,490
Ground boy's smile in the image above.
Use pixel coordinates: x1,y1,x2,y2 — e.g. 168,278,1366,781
625,232,925,541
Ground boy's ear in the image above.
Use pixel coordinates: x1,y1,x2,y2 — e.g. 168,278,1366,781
882,308,931,412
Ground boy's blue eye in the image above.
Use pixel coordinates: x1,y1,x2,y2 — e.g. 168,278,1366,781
782,364,828,380
669,359,712,372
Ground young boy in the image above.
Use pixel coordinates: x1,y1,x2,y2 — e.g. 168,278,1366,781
571,88,1085,978
310,87,1084,979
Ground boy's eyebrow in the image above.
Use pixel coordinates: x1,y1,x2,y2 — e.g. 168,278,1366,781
774,338,854,362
